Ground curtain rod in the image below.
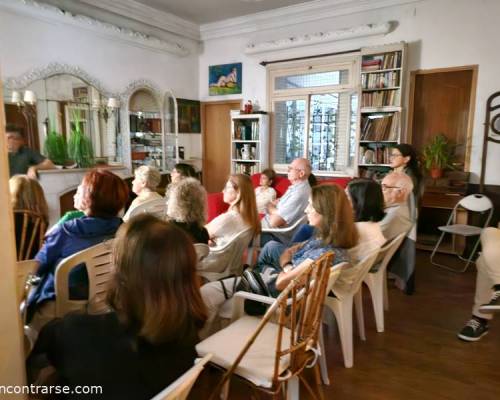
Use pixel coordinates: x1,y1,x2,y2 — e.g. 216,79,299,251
259,49,361,66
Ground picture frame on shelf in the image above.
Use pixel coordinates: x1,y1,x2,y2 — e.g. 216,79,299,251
209,63,242,96
177,98,201,133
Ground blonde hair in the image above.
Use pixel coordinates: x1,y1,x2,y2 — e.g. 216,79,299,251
135,166,161,190
9,175,49,222
167,178,206,227
228,174,261,236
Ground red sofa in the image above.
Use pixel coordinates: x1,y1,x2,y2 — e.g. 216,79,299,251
207,173,352,222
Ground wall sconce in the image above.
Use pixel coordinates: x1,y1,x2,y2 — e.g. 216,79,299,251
92,97,120,123
11,90,37,105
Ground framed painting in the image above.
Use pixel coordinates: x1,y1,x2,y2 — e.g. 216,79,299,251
177,98,201,133
209,62,242,96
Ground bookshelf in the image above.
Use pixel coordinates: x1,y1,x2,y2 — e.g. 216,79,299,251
230,111,269,175
129,111,163,171
358,42,407,178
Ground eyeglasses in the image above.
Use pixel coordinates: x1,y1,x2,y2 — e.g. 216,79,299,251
381,184,402,191
389,153,403,159
287,166,304,172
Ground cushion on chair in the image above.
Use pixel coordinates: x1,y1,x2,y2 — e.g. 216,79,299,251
438,224,483,236
196,315,290,388
206,192,229,223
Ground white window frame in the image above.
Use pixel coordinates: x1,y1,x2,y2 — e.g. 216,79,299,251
267,54,360,176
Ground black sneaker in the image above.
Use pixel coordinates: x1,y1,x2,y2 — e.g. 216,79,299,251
479,290,500,313
457,318,488,342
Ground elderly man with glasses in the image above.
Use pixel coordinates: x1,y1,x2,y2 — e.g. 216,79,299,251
379,171,414,241
260,158,311,245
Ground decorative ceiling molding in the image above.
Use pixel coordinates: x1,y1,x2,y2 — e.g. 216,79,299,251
4,62,116,98
80,0,200,41
120,79,164,107
1,0,190,56
245,22,393,54
200,0,422,40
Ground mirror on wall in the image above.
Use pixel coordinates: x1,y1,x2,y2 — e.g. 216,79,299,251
3,73,120,166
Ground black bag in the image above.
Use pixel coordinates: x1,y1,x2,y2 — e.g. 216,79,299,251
219,269,271,316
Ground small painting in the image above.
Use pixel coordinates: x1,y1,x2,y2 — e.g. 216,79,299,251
209,63,242,96
177,98,201,133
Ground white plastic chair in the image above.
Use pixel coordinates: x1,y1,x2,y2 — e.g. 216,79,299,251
431,194,493,272
150,354,212,400
198,228,253,282
322,247,380,368
128,198,166,220
54,240,115,318
362,232,406,333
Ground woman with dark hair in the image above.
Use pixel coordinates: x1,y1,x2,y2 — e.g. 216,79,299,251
200,184,356,334
28,215,207,399
27,169,129,331
170,163,197,184
206,173,260,246
346,179,386,252
390,143,423,201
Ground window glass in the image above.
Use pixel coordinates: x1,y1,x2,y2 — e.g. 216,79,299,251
275,70,349,90
273,99,306,165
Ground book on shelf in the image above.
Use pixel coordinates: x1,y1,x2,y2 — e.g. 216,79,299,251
233,162,259,175
359,146,393,165
361,51,402,72
360,113,400,141
234,120,260,140
361,90,398,107
361,71,400,89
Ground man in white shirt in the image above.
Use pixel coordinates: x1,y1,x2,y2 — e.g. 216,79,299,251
379,171,414,240
261,158,311,245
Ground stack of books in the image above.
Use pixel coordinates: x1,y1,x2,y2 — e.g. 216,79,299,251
360,113,400,141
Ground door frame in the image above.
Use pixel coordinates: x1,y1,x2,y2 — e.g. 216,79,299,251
407,65,478,172
201,100,242,186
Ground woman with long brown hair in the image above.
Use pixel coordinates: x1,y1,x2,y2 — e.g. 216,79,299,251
206,173,260,246
9,175,49,259
29,215,207,399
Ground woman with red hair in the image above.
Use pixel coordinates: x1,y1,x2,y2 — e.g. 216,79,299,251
27,169,129,332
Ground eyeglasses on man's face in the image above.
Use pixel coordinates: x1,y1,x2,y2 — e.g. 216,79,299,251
381,184,402,191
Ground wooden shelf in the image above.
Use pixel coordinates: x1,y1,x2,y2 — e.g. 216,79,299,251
232,140,259,143
360,106,402,113
232,159,261,163
361,68,402,74
360,140,398,144
362,86,401,92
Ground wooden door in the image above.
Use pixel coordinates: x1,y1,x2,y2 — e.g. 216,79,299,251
202,101,241,193
408,66,477,171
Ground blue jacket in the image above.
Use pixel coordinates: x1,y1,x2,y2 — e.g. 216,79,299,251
28,216,122,310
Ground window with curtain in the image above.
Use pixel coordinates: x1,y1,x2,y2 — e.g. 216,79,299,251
269,56,359,175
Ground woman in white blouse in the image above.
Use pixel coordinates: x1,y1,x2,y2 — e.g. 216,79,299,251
123,166,162,221
206,174,260,246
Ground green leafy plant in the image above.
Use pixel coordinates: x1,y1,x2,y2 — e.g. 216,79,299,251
422,134,455,171
67,110,94,168
43,120,67,165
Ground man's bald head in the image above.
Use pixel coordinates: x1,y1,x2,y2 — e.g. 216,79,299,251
381,172,413,206
288,158,311,184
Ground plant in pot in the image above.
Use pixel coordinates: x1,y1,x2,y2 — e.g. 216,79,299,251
67,110,95,168
422,134,454,179
43,121,67,167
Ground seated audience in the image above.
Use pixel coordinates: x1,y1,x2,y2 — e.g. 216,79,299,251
255,168,277,214
9,175,49,259
200,184,356,333
206,174,260,246
458,227,500,341
379,172,414,240
28,215,207,399
261,158,311,244
166,177,209,244
123,165,162,221
27,169,129,332
170,162,197,184
7,124,54,178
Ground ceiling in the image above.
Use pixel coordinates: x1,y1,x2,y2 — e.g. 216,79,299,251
133,0,316,24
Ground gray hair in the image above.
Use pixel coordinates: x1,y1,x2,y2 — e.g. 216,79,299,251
135,166,161,190
166,177,206,226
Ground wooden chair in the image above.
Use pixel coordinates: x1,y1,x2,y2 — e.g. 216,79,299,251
17,260,39,355
150,354,212,400
14,209,47,261
196,252,334,400
54,240,115,318
128,198,166,220
197,228,253,282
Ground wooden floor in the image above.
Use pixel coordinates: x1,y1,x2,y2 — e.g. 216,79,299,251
191,251,500,399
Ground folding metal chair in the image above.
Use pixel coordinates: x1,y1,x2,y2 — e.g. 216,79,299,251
430,194,493,273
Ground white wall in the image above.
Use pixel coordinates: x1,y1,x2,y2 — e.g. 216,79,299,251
199,0,500,185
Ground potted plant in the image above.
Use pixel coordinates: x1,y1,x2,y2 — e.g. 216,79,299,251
422,134,454,179
43,121,67,166
67,110,95,168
